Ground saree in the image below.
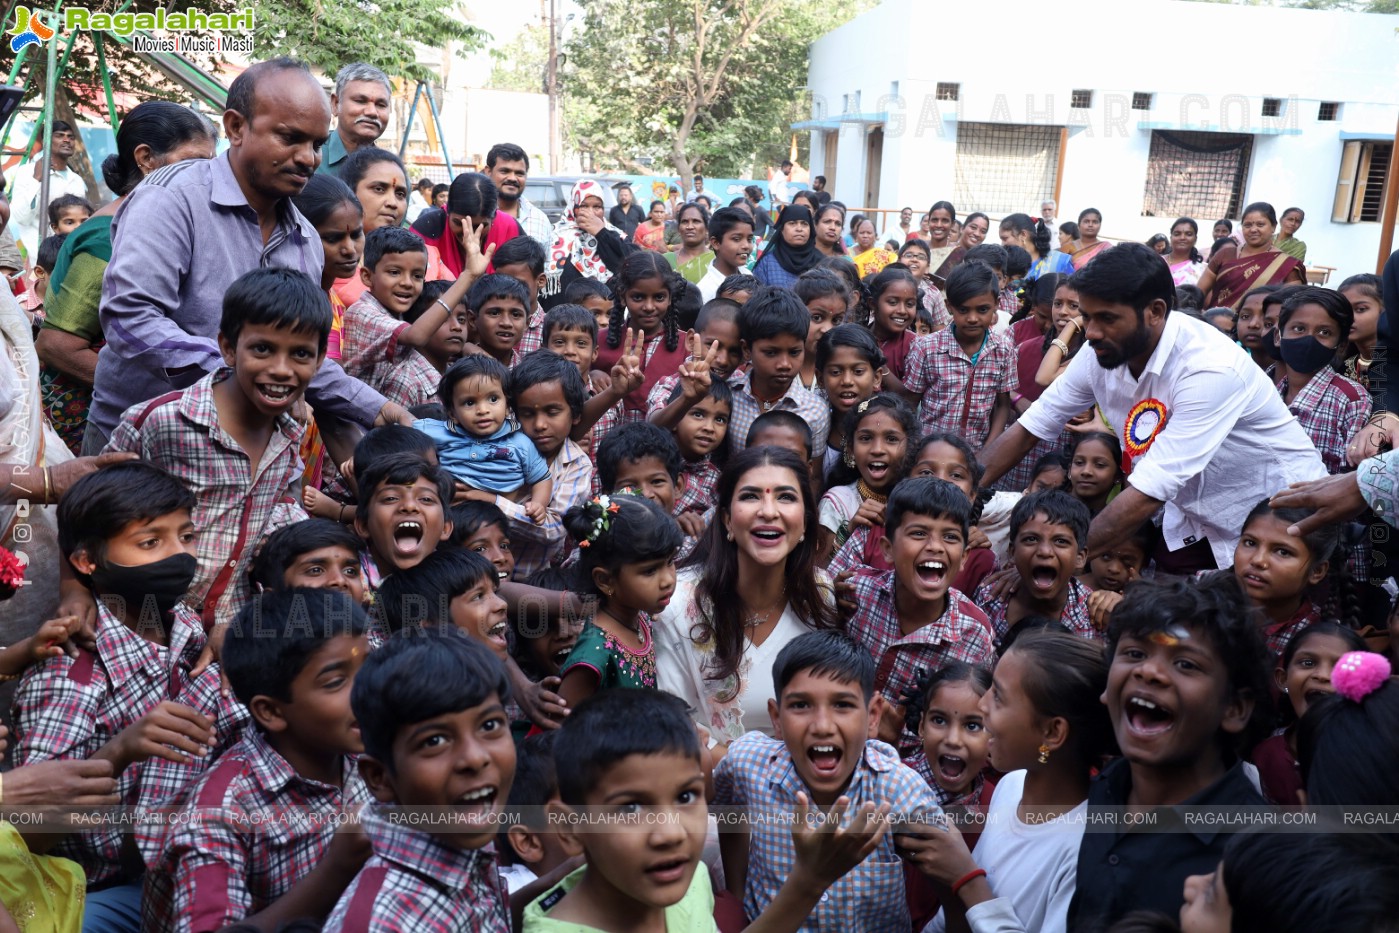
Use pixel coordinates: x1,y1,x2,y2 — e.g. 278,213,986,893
852,247,896,279
1170,259,1205,287
634,222,668,252
38,216,114,454
1071,240,1111,270
931,245,965,287
1208,250,1304,310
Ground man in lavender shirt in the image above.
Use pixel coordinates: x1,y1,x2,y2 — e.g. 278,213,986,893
86,57,407,453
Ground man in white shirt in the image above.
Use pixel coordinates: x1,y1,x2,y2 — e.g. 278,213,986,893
1040,199,1057,233
8,121,89,261
768,160,792,209
486,142,553,249
979,242,1325,572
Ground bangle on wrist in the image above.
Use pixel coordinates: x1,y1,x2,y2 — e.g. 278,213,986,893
42,467,52,504
434,298,453,316
951,867,986,896
1051,338,1071,355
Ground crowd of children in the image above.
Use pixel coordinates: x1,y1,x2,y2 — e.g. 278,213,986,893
3,62,1399,933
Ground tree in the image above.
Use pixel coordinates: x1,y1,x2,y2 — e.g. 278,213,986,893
562,0,868,184
487,23,551,94
10,0,485,198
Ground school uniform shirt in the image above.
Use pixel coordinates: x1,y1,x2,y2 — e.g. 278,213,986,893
727,371,831,456
341,292,442,410
143,729,370,933
712,732,943,932
903,328,1017,453
676,457,721,517
1277,368,1370,475
103,367,308,626
498,437,594,579
322,803,510,933
516,304,548,356
846,570,995,756
1070,759,1265,929
585,376,625,467
11,601,248,887
522,864,715,932
879,330,919,383
1018,312,1326,568
972,576,1097,648
414,417,550,495
925,770,1085,933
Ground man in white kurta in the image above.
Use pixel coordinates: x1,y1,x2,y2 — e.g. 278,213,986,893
980,242,1325,571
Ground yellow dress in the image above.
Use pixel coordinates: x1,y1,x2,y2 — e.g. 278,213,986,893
0,821,85,932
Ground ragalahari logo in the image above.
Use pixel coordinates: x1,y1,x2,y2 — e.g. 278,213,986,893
9,6,56,53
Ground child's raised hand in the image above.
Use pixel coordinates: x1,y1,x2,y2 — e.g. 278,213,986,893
609,328,646,397
56,587,98,635
524,500,546,523
874,694,904,746
460,222,497,279
190,622,233,698
849,497,886,531
677,333,718,399
1087,590,1124,632
790,792,892,889
980,565,1020,600
966,526,991,552
112,700,214,769
325,809,373,877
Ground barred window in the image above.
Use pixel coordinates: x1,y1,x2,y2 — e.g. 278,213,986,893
1071,89,1092,109
953,123,1062,216
1132,92,1153,111
1140,130,1253,220
1318,102,1339,122
936,82,960,102
1262,98,1282,117
1334,141,1392,223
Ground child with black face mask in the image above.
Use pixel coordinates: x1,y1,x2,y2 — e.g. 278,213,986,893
1270,287,1369,474
12,462,249,915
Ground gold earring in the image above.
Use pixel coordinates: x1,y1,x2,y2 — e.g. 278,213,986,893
1037,744,1050,765
843,450,856,468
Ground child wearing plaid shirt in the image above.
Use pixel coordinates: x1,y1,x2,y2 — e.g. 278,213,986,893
143,589,373,933
489,350,595,579
12,463,248,920
902,263,1017,454
343,226,486,409
972,491,1098,648
659,377,730,539
103,268,330,627
845,479,996,757
539,304,632,477
323,629,517,932
713,632,944,933
595,422,702,559
493,234,549,356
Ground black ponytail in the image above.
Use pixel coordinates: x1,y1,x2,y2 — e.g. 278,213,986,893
1031,218,1054,261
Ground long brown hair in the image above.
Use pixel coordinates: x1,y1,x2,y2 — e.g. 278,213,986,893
681,446,841,685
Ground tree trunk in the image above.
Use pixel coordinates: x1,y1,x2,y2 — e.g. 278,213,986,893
53,87,103,205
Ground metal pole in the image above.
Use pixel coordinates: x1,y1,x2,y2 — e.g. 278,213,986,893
398,81,423,160
1376,112,1399,274
547,0,560,174
422,83,454,176
1052,127,1068,211
37,0,61,238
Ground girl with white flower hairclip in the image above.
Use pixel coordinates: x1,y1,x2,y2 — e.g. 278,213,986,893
555,494,684,706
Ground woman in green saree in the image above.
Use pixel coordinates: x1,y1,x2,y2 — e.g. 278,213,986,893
34,102,216,454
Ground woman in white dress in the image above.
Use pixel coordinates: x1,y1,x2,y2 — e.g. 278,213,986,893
654,445,839,753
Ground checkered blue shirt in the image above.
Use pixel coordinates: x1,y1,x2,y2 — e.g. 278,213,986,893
972,575,1098,646
712,731,943,932
728,373,830,457
322,803,510,932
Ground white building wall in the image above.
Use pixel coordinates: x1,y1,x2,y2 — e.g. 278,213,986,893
804,0,1399,283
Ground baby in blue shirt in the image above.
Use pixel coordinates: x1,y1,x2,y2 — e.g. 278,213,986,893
415,354,553,522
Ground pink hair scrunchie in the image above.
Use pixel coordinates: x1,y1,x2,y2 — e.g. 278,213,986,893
1331,651,1392,703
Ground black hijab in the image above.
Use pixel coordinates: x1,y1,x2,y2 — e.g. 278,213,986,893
766,205,820,276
